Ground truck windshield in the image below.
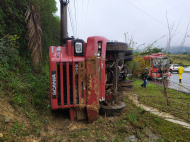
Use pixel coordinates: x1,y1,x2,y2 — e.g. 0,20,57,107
153,58,168,68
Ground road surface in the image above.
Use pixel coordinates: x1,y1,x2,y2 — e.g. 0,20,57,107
168,72,190,93
147,72,190,93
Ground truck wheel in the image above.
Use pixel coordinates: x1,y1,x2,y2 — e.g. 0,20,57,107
125,50,132,56
124,56,133,61
106,42,128,53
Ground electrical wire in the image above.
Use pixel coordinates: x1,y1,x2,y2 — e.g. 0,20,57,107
81,0,84,38
68,4,75,37
153,0,182,21
122,0,188,36
176,0,190,14
84,0,89,38
122,0,167,27
165,0,189,20
73,0,78,37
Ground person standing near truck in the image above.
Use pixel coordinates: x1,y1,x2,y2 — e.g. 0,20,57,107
141,68,149,88
178,65,184,83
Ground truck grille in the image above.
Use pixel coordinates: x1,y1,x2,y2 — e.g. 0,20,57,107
56,62,78,106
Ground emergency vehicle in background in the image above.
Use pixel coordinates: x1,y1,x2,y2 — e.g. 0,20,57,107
135,53,171,79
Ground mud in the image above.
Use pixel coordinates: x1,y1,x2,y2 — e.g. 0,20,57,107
79,62,86,82
86,56,96,62
94,74,99,95
128,94,190,129
89,102,99,111
87,74,92,91
78,98,86,109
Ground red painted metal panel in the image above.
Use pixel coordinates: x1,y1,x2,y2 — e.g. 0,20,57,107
49,46,61,110
69,108,76,121
66,62,70,106
67,40,73,56
78,62,81,104
72,62,76,105
60,62,64,106
83,61,86,105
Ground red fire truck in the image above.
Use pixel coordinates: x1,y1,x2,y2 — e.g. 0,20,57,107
143,53,171,79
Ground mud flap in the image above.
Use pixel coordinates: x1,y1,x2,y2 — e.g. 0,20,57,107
69,108,76,121
87,105,99,122
76,108,87,121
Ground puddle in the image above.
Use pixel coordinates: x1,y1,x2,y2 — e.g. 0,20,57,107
129,94,190,129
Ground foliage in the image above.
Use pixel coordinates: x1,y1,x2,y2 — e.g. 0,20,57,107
0,0,29,56
40,0,60,57
0,0,60,66
152,47,164,53
0,37,50,111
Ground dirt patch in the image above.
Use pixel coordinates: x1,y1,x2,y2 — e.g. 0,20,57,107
0,100,30,127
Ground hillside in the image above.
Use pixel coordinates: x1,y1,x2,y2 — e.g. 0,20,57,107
169,46,190,54
170,54,190,66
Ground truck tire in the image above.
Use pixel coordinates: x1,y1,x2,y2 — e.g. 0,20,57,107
124,56,133,61
125,50,133,56
106,42,128,53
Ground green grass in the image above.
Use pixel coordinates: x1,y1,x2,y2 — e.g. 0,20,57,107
170,54,190,66
134,80,190,122
0,38,50,141
66,94,190,141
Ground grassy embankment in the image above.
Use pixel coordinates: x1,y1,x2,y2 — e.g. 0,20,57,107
170,54,190,66
134,80,190,122
1,44,190,141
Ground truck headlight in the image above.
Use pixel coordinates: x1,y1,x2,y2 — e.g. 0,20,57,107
75,43,82,53
74,39,84,56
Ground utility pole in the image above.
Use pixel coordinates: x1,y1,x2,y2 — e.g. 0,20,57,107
60,0,69,46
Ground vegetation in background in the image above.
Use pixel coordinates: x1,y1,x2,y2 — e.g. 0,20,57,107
170,54,190,66
0,0,60,67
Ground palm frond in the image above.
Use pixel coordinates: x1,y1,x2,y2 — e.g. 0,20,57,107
25,3,42,69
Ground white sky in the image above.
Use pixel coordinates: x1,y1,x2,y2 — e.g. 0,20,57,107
55,0,190,49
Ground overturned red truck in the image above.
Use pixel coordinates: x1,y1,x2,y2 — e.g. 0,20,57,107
49,36,133,122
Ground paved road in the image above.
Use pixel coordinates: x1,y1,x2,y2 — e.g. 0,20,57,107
147,72,190,93
168,72,190,93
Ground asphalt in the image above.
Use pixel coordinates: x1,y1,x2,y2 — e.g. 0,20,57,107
168,72,190,93
147,72,190,93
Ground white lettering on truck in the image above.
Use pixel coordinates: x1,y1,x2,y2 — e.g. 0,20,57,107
52,73,56,97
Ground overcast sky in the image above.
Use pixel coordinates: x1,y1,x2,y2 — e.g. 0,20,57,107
55,0,190,49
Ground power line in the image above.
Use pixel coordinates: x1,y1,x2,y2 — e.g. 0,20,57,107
68,4,75,37
165,0,189,20
176,0,190,17
122,0,167,27
73,0,78,37
81,0,84,38
84,0,89,38
122,0,187,36
153,0,182,21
